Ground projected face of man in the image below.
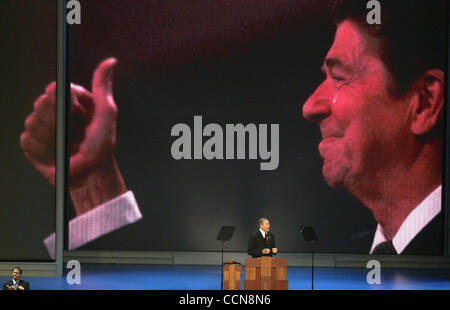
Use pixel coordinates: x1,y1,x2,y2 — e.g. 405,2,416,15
302,21,410,200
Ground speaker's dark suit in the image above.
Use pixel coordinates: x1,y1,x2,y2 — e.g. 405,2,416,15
248,231,277,258
2,279,30,290
342,211,443,255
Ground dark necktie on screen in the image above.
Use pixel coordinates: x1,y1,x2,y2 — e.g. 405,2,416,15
265,233,269,247
371,240,397,255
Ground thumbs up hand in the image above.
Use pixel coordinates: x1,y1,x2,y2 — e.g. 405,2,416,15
21,58,127,216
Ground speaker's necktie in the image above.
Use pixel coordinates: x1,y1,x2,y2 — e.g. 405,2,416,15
372,240,397,255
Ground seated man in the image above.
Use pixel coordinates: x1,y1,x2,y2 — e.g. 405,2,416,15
248,217,278,258
2,267,30,290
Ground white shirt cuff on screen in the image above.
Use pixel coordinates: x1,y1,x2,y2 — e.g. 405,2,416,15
43,191,142,259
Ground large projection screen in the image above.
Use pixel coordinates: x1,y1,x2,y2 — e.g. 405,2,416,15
58,0,448,257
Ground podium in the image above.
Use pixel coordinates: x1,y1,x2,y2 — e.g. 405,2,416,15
243,257,288,290
223,263,241,290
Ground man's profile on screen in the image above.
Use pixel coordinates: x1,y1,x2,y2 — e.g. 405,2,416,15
302,0,446,254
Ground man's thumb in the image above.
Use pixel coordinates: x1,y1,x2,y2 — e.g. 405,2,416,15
92,57,117,99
